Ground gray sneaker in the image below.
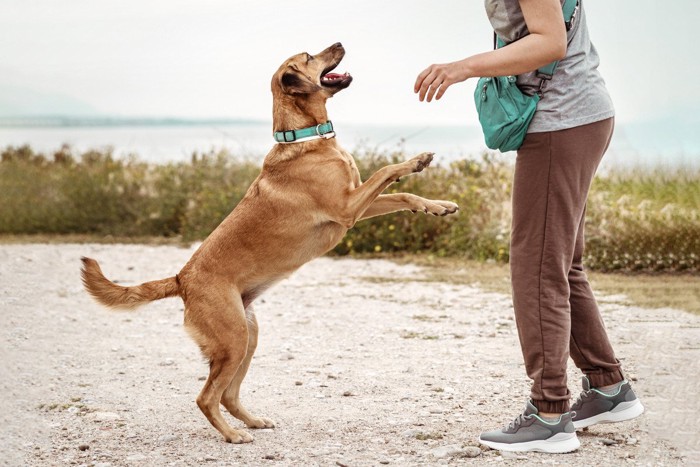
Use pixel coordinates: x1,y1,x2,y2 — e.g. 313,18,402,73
478,401,580,453
571,376,644,429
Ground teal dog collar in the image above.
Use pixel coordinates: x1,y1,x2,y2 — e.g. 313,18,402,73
273,121,335,144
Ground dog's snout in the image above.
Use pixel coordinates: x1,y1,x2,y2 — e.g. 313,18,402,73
326,42,344,54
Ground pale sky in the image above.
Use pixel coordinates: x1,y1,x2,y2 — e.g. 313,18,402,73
1,0,698,125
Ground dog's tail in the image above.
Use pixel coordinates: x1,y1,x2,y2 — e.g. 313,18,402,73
80,257,180,310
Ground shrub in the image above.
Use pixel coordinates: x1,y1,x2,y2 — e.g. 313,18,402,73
1,145,697,273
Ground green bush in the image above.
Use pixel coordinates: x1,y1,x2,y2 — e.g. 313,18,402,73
1,144,697,273
337,150,511,261
0,145,259,240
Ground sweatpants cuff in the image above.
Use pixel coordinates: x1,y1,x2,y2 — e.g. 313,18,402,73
531,399,570,414
587,369,625,388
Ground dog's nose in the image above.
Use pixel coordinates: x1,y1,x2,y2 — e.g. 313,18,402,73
333,42,342,48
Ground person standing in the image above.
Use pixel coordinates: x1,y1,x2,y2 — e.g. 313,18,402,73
414,0,644,453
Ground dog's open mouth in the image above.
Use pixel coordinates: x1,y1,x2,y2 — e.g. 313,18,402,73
320,64,352,88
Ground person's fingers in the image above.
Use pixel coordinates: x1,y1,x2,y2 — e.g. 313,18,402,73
426,80,442,102
418,62,463,101
414,66,432,93
418,70,438,102
435,80,452,100
418,64,459,102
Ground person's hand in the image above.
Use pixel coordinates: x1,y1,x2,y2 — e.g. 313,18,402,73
414,60,470,102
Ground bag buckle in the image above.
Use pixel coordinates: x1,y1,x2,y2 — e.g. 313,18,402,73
566,0,580,31
536,79,547,98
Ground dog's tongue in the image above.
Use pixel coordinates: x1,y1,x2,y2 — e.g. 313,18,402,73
321,72,350,86
324,73,344,80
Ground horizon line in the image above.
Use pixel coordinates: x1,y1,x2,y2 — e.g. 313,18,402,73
0,115,268,128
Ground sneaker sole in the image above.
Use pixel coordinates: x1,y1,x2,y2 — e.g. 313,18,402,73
478,432,580,454
573,399,645,429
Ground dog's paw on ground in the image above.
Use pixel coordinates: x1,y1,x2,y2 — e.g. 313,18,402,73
246,417,276,429
225,429,254,444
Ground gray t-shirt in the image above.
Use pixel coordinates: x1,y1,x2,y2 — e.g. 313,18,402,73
484,0,614,133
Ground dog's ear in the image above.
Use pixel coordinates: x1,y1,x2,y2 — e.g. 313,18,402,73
280,69,320,95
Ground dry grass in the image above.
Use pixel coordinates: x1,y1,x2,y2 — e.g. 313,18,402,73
395,254,512,295
0,234,187,245
587,272,700,315
399,255,700,316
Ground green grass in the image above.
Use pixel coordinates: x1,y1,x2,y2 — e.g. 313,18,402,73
0,145,259,240
585,167,699,272
1,144,698,274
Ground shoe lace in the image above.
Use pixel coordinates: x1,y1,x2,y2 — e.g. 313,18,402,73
571,389,594,410
507,413,532,431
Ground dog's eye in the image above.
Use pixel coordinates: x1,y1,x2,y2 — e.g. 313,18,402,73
306,53,314,62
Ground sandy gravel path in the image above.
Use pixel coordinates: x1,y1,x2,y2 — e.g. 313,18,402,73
0,243,697,466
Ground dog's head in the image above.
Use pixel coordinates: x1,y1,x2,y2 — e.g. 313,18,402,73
271,42,353,98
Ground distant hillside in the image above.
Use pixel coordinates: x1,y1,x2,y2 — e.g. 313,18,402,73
0,84,99,117
0,84,260,127
0,115,263,127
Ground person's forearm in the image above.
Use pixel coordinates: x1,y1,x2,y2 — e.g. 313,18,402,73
415,0,567,102
457,32,567,80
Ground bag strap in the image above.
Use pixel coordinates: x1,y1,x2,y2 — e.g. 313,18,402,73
494,0,580,81
536,0,579,79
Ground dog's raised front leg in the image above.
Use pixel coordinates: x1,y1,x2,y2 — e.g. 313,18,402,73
359,193,459,220
220,306,275,429
336,152,434,227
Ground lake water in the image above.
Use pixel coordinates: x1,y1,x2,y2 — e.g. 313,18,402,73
1,121,698,170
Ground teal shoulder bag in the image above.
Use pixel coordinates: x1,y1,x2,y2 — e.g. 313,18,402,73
474,0,579,152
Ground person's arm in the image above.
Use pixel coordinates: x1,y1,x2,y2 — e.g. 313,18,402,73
414,0,567,102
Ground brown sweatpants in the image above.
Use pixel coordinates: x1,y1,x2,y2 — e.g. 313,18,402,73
511,117,624,414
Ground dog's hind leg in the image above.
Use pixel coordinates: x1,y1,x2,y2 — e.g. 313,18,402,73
186,290,253,443
220,305,275,429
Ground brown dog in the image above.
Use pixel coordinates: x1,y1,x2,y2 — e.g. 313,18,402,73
81,42,458,443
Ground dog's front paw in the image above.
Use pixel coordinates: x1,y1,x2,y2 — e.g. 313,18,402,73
246,417,276,429
415,200,459,216
435,200,459,216
410,152,434,173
